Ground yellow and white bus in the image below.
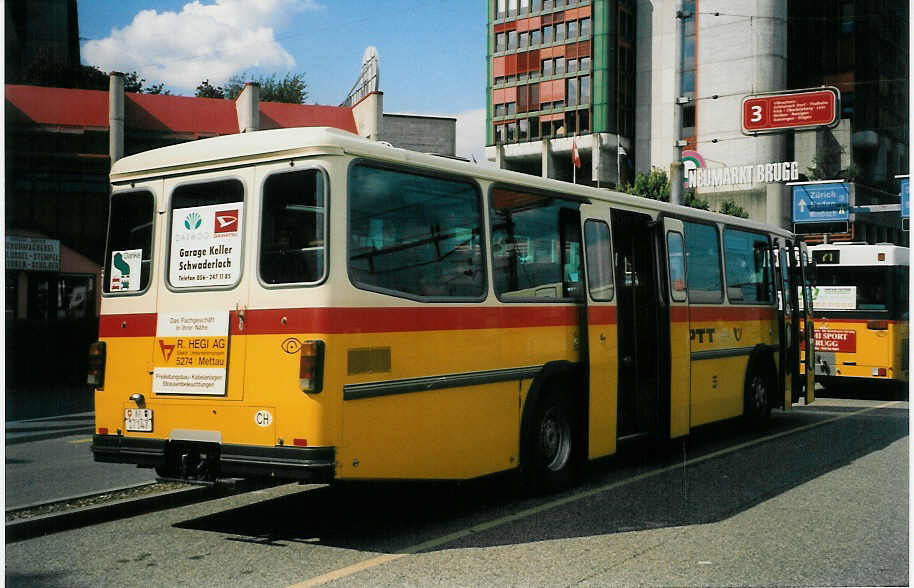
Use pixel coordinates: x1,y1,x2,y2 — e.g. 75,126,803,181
807,243,908,391
89,127,815,490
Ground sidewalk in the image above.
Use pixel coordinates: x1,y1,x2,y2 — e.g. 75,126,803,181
5,411,95,445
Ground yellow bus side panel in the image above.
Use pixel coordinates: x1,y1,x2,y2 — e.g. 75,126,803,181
96,337,153,433
690,356,747,426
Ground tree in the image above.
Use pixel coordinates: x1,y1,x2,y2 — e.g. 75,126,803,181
620,167,671,202
123,71,145,93
145,83,171,95
195,79,225,99
225,72,310,103
718,199,749,218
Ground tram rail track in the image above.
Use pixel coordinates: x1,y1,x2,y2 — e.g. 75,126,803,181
5,478,269,543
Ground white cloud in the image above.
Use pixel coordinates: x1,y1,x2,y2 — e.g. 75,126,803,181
455,108,494,166
82,0,322,92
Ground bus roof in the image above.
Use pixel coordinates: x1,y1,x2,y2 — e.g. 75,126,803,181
110,126,794,237
808,243,909,266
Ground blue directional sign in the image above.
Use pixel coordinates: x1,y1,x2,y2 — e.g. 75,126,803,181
793,183,850,223
900,178,909,219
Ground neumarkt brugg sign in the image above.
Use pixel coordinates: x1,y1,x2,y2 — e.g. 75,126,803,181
687,161,800,189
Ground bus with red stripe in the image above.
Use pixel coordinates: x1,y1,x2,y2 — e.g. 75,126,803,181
806,243,908,393
88,127,815,490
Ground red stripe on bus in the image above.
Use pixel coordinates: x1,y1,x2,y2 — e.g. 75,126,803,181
99,313,158,337
100,306,610,337
238,306,591,335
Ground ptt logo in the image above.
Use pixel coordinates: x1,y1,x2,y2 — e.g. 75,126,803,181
214,210,239,234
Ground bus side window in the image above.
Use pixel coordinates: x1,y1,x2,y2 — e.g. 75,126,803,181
683,221,723,304
260,170,325,285
104,190,155,294
584,220,614,301
666,232,686,302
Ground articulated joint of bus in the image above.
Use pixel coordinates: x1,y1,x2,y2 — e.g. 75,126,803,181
91,435,336,483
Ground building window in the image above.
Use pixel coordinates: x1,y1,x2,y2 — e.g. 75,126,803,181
568,20,578,39
531,29,541,46
520,0,529,16
508,0,517,17
544,25,554,44
568,58,578,74
581,17,591,37
581,75,591,104
496,124,506,143
581,56,591,71
507,122,517,142
556,22,565,43
555,0,566,7
567,77,578,107
496,32,506,52
508,30,517,50
533,0,543,11
497,0,506,19
507,102,517,115
544,0,553,9
495,103,506,117
555,57,565,75
542,59,553,77
520,31,529,49
519,118,529,140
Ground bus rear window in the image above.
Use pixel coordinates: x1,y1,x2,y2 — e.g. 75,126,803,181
260,170,326,285
104,190,154,294
168,179,244,289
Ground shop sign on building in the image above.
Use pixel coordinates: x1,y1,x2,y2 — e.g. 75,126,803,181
792,182,850,223
5,236,60,271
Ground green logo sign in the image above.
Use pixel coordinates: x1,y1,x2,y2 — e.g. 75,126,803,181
184,212,202,230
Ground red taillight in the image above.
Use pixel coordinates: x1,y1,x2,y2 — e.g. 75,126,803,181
299,340,325,393
293,438,308,447
87,341,106,388
98,427,109,435
866,320,889,331
877,368,887,377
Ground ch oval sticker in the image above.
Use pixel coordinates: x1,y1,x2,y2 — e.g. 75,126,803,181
254,410,273,427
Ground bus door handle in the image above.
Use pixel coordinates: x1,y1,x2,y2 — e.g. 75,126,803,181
622,356,634,368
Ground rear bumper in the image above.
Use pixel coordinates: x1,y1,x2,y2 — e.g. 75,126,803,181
92,434,336,482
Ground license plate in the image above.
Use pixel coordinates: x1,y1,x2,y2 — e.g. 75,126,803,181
125,408,153,432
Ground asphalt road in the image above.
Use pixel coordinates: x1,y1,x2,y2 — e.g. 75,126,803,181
5,432,156,508
5,397,909,587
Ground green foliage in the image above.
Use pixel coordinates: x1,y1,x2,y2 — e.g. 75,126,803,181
224,72,310,104
123,71,144,93
620,167,671,202
195,79,225,99
682,190,710,210
145,83,171,95
718,198,749,218
14,60,109,90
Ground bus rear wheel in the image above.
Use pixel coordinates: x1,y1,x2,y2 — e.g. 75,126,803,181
744,366,773,429
525,388,576,493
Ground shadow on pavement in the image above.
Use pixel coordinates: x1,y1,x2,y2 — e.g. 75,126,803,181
174,403,908,553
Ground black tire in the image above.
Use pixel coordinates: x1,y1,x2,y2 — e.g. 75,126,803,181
524,388,577,493
744,364,773,429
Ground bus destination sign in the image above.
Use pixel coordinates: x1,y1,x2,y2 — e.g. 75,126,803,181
742,88,839,134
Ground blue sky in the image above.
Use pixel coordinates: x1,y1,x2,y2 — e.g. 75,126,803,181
78,0,489,158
